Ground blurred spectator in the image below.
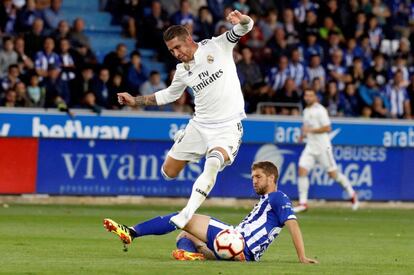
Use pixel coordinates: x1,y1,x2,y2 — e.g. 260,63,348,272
327,49,348,91
170,0,195,26
68,18,90,49
42,0,64,31
51,20,70,42
347,57,365,88
14,81,31,107
294,0,319,24
359,74,386,108
0,88,17,107
353,11,367,39
390,54,410,84
343,38,363,68
34,37,61,78
258,9,282,42
1,64,20,92
125,50,148,94
338,83,361,117
140,70,166,96
265,27,291,61
58,38,76,81
0,36,18,78
24,17,45,58
371,96,389,118
240,25,265,55
78,91,103,114
119,0,144,39
299,9,319,41
71,65,94,106
319,16,342,41
91,67,111,108
103,43,128,76
322,80,340,116
140,1,169,53
276,78,301,115
301,30,323,62
305,54,326,89
236,47,263,91
194,6,214,41
107,72,124,109
43,64,70,108
289,48,305,88
282,8,299,46
366,53,388,88
27,73,46,107
266,55,291,92
371,0,390,26
16,0,41,33
14,36,34,75
367,16,383,50
384,70,411,119
0,0,17,34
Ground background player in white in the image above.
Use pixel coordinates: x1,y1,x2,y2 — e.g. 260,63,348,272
117,10,254,228
294,89,359,213
104,161,319,264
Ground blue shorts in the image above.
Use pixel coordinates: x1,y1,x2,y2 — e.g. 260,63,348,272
206,218,254,261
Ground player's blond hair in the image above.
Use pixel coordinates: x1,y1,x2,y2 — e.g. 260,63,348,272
163,25,190,42
251,161,279,182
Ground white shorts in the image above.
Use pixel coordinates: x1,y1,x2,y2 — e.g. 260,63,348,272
298,145,337,172
168,120,243,169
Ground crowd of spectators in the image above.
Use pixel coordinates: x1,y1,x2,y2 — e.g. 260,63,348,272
1,0,414,119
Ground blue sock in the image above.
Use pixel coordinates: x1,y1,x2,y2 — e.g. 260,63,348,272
133,212,178,237
176,237,197,253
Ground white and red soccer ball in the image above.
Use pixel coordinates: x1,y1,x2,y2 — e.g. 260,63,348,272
213,229,245,260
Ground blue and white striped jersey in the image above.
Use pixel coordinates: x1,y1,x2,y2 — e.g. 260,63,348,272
235,191,296,261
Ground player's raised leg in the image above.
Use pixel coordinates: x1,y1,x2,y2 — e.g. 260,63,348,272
294,166,310,213
328,170,359,210
170,147,227,228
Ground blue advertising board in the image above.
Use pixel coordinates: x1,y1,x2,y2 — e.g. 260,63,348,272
36,139,414,201
1,110,414,147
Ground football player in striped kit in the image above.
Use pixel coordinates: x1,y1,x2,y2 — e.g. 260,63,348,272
104,161,318,263
117,10,253,229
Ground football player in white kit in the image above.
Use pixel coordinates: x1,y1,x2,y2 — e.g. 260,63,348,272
294,89,359,213
117,10,253,228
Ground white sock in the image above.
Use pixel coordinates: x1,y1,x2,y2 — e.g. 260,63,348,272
298,176,310,205
180,155,221,219
336,173,355,197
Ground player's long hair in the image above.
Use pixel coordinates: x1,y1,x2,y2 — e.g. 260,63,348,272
251,161,279,183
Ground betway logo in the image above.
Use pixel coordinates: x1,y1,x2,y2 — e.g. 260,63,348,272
32,117,130,139
0,123,10,136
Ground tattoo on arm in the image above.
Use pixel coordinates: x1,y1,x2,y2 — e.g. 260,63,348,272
135,95,157,106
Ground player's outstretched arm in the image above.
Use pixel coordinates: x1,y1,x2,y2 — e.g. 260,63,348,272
117,92,157,107
285,219,319,264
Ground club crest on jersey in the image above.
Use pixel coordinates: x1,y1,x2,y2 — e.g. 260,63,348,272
207,55,214,64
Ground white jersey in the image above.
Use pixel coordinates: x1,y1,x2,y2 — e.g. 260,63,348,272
303,102,332,153
155,20,254,128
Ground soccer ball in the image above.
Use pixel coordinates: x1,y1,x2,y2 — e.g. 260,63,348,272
213,229,245,260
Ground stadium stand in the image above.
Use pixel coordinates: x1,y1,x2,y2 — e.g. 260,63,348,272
0,0,413,118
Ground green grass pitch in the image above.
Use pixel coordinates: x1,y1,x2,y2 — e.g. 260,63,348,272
0,203,413,274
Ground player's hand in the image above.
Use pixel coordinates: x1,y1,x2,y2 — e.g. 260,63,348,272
299,256,319,264
226,10,250,25
117,92,137,107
